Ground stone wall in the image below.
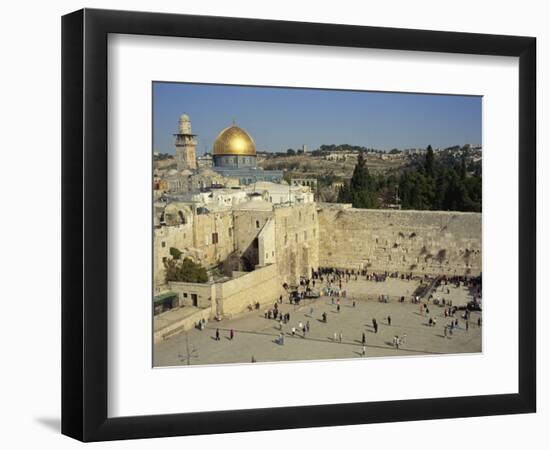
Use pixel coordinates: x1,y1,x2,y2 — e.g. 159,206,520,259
215,264,283,317
232,206,273,270
168,281,216,309
154,223,194,287
318,204,481,276
154,208,235,287
273,203,320,285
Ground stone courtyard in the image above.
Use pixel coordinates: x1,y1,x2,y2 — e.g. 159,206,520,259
153,278,481,367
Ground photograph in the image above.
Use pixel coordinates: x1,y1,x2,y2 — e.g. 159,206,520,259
152,82,483,367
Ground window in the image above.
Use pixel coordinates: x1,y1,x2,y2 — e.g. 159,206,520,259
256,220,260,228
304,231,307,240
284,234,287,245
228,227,232,237
295,233,298,243
161,241,166,248
212,232,219,244
178,210,187,224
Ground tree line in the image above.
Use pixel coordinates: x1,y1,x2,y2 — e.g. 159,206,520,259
337,146,482,212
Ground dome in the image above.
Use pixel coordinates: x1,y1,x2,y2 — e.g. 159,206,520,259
180,114,190,121
212,126,256,156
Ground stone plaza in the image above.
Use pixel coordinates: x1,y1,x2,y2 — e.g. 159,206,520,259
153,277,481,366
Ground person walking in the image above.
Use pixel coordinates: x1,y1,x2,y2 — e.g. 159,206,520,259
337,304,341,313
333,332,338,342
215,328,220,341
339,332,343,343
229,329,234,340
387,315,392,326
306,320,310,332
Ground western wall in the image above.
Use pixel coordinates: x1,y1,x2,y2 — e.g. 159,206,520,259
317,204,481,276
153,200,482,340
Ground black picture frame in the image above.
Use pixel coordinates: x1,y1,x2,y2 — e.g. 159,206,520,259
62,8,536,442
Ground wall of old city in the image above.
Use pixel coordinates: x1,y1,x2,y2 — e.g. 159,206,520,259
193,210,235,266
153,208,235,287
154,223,195,288
232,204,274,269
214,264,283,317
273,203,320,285
318,204,481,276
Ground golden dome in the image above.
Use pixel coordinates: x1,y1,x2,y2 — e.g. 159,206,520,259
212,126,256,156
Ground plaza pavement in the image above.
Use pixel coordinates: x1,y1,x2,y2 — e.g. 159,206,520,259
153,278,481,367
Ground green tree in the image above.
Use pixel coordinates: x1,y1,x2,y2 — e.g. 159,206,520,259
424,145,435,178
169,247,182,260
338,152,378,208
164,257,208,283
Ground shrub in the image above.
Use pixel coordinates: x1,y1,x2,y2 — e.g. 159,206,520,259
164,257,208,283
169,247,182,260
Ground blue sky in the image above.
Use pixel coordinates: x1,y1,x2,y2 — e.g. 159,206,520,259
153,82,481,155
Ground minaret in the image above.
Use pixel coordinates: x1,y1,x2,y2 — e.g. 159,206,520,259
174,114,197,171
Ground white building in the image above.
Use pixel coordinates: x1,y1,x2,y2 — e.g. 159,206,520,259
245,181,314,205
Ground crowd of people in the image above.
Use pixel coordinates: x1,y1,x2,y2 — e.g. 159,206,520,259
203,267,481,358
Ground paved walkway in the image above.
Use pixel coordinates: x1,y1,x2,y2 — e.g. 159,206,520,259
154,278,481,367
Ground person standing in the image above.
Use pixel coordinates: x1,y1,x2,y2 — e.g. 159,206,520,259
339,332,343,343
215,328,220,341
229,329,234,340
306,320,310,332
362,345,366,357
362,332,366,345
387,315,392,326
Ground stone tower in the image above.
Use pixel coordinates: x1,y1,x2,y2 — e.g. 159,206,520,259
174,114,197,171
